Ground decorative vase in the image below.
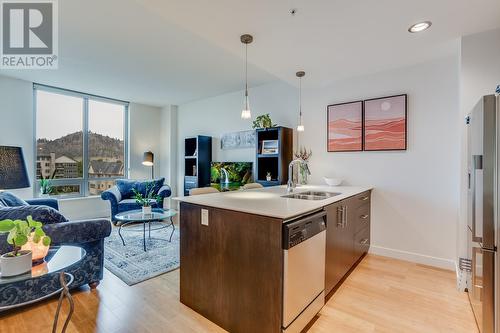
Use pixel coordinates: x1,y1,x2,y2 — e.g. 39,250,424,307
266,174,272,181
142,206,152,215
21,233,49,264
0,250,32,277
299,162,310,185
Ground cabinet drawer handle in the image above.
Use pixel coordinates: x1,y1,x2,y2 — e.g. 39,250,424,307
360,196,369,201
360,214,369,220
360,238,369,245
336,206,343,227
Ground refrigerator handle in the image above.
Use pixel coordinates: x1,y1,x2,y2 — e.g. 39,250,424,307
471,155,483,243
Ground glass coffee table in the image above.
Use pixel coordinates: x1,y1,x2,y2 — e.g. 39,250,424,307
0,245,86,332
115,208,177,251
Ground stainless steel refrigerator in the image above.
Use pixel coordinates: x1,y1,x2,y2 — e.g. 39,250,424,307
467,94,500,333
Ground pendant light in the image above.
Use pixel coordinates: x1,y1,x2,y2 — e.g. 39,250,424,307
296,71,305,132
240,34,253,119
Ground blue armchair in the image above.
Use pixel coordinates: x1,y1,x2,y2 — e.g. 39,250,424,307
101,178,172,224
0,195,111,308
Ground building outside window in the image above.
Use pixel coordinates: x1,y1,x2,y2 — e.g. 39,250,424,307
35,85,128,197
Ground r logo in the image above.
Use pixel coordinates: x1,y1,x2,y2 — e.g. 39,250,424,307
2,2,53,54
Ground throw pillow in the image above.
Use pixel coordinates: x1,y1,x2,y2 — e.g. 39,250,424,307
116,178,165,199
0,192,29,207
0,205,68,224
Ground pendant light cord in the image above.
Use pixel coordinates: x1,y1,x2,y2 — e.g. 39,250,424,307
299,77,302,118
245,44,248,97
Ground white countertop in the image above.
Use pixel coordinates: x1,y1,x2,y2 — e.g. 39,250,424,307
173,185,372,220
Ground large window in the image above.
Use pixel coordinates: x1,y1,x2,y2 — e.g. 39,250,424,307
35,85,128,197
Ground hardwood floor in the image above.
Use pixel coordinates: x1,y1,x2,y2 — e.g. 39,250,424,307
0,254,478,333
310,255,478,333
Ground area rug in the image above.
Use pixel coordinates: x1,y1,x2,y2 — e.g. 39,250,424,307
104,221,180,286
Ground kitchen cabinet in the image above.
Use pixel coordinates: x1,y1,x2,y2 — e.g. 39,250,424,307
325,190,371,296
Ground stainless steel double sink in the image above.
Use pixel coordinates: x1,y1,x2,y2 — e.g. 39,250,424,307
281,191,341,200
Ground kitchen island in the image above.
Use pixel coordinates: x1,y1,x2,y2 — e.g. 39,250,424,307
174,185,372,333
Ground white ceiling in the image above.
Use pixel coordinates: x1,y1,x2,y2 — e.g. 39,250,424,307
1,0,500,106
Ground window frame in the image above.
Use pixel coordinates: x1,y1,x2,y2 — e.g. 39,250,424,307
33,84,129,198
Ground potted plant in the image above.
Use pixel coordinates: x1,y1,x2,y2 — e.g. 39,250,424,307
266,172,272,182
133,182,161,215
0,216,51,277
252,114,277,129
39,170,56,198
39,178,53,198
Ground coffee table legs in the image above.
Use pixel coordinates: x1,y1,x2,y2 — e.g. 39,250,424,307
118,221,130,246
143,221,147,251
169,217,175,242
52,272,74,333
118,218,175,251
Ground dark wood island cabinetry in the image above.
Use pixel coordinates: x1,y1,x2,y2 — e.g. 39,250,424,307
179,202,283,333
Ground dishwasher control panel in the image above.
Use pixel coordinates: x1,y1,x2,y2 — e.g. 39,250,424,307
283,210,326,250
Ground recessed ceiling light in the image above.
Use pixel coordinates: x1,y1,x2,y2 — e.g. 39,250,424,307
408,21,432,33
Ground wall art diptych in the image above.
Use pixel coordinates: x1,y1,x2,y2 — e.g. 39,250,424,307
327,94,407,152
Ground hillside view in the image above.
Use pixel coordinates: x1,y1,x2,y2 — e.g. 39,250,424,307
37,131,124,160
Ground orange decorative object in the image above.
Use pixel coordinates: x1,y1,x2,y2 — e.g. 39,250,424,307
21,234,49,263
32,262,49,277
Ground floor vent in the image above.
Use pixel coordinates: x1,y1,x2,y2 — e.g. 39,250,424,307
459,257,472,272
457,258,471,292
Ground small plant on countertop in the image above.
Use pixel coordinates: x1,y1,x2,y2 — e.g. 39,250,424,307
133,182,161,207
294,146,312,162
0,216,51,257
252,114,277,129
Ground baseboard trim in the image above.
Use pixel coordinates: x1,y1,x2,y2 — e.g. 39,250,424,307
369,245,456,271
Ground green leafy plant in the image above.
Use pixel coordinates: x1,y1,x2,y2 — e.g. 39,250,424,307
252,114,277,129
133,182,161,207
0,216,51,256
40,169,56,195
39,179,53,195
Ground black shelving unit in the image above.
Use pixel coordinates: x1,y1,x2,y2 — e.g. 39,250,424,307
255,127,293,187
184,135,212,195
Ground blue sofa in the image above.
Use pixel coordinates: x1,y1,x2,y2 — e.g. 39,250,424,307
0,195,111,308
101,178,172,224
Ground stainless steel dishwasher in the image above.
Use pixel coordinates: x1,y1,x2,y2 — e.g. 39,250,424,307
282,210,327,333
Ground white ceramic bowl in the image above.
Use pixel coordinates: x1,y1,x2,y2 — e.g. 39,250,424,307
323,177,342,186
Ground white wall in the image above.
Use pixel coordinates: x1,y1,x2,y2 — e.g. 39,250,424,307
0,76,34,199
177,56,461,269
458,29,500,260
160,105,178,205
0,75,168,219
461,29,500,115
128,102,163,180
